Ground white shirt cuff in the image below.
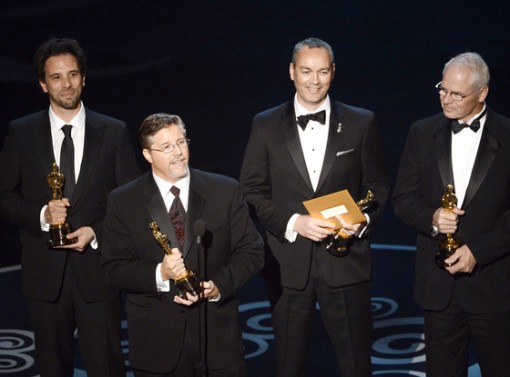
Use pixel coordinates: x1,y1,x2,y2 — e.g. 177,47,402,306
156,263,170,292
285,213,300,242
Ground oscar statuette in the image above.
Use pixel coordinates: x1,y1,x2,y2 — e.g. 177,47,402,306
435,184,461,268
322,190,374,256
47,162,77,247
149,221,202,298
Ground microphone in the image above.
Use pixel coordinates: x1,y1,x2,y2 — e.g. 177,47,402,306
193,219,206,246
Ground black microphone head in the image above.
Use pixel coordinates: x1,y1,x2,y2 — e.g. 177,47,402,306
194,219,206,237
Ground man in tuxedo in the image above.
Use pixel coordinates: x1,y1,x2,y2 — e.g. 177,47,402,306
0,38,140,376
101,113,264,376
393,52,510,376
240,37,389,377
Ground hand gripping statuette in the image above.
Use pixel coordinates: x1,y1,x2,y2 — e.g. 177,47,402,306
47,163,77,247
322,190,374,257
149,221,202,298
435,184,461,268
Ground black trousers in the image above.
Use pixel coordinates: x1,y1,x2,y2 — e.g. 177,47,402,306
26,255,125,377
270,254,373,377
424,286,510,377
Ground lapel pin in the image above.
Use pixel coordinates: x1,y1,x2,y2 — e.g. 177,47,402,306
337,123,342,133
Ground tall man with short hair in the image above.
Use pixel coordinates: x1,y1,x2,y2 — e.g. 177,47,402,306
393,52,510,376
240,37,389,377
0,37,140,376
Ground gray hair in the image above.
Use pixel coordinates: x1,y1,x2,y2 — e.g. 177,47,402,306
291,37,334,65
443,52,490,88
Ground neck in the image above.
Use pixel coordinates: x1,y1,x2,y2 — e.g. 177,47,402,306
50,103,81,123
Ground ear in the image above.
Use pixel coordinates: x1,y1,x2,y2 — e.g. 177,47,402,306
82,75,86,87
478,86,489,103
331,63,336,79
142,149,153,164
39,80,48,93
289,63,295,81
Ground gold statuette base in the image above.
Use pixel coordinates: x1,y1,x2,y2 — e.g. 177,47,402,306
435,235,460,269
175,269,203,298
48,222,77,248
322,229,353,257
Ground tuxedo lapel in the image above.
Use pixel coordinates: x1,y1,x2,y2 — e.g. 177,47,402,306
317,101,344,192
33,113,57,175
185,170,206,258
283,104,314,192
463,117,499,209
434,119,454,191
72,110,103,204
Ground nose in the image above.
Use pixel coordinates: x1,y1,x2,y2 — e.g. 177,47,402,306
173,144,184,155
442,92,454,104
311,71,320,83
61,75,72,88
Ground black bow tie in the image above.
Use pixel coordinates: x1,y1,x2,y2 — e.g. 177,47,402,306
451,109,487,134
297,110,326,130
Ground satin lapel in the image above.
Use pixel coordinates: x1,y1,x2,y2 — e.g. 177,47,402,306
34,113,57,174
72,111,103,204
283,104,313,191
184,171,206,258
316,102,344,191
145,177,181,251
434,120,454,190
462,124,499,209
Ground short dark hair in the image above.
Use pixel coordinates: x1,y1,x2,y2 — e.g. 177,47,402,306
139,113,187,149
33,38,87,80
291,37,334,65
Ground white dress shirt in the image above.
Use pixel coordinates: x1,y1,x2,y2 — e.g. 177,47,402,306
153,173,190,291
285,95,331,242
451,106,487,208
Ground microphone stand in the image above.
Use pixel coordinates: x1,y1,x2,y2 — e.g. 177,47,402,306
194,220,207,377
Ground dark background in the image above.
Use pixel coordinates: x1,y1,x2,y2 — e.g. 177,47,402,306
1,2,508,375
1,1,509,263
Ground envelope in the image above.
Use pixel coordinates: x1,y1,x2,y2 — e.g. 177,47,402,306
303,190,365,229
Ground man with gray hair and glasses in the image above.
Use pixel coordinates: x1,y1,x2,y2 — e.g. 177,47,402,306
394,52,510,376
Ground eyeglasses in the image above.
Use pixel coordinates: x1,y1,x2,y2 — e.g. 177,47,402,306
435,81,481,102
150,138,190,154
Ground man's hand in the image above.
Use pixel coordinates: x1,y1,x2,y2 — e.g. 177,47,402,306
432,207,465,234
55,226,95,252
44,199,70,224
336,216,362,238
160,249,186,281
294,215,335,242
173,280,220,306
445,245,477,274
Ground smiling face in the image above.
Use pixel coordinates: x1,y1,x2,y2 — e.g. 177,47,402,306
289,46,335,111
142,125,190,183
440,64,488,122
38,53,85,119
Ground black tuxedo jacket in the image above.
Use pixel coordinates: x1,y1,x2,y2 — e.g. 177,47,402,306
0,109,140,302
100,169,264,373
393,108,510,313
240,100,390,289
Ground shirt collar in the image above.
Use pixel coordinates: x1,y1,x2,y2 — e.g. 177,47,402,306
48,101,86,133
152,171,190,199
461,104,487,125
293,94,331,118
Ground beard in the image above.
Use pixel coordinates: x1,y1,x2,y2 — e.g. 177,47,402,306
50,90,82,110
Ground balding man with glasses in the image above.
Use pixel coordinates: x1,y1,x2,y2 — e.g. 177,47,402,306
394,52,510,377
